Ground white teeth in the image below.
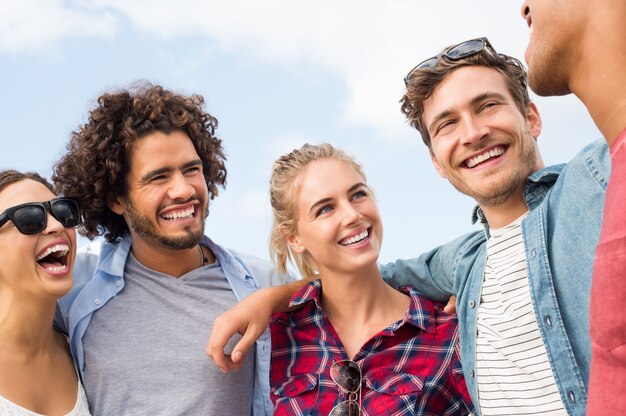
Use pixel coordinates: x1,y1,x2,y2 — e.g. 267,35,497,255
43,265,68,272
340,230,369,246
162,207,194,220
466,147,505,168
36,244,70,261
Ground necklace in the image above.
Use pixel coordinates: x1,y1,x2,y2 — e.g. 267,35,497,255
198,244,208,268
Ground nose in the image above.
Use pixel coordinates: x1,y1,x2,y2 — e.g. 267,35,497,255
459,115,489,147
521,1,530,20
168,172,195,201
42,212,65,235
340,202,363,227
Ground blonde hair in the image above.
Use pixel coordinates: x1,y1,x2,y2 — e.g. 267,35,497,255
269,143,365,279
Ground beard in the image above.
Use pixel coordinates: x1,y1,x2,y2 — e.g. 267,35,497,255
125,199,205,250
445,136,539,209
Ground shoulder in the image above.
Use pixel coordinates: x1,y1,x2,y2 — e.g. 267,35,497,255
223,247,297,288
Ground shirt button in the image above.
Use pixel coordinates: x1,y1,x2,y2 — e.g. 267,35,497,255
390,386,397,393
94,298,101,305
469,300,476,308
115,280,122,287
568,391,576,402
530,248,537,258
470,370,475,378
544,315,552,327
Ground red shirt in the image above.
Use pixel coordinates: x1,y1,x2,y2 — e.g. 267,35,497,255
270,280,475,415
588,127,626,415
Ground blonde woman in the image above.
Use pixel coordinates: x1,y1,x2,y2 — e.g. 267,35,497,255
0,170,90,416
268,144,474,415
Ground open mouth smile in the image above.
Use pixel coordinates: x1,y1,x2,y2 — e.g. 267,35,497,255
160,204,198,222
36,243,70,273
464,145,506,168
338,228,370,247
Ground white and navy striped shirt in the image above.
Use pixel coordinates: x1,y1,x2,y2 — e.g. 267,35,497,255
476,214,567,415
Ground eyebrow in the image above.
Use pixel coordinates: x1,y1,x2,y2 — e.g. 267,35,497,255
140,159,203,183
427,92,508,134
307,182,367,215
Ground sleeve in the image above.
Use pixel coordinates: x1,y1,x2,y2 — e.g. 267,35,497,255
379,230,485,303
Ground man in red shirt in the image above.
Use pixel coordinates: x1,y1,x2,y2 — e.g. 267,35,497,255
521,1,626,414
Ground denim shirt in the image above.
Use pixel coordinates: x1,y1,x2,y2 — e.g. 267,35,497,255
55,235,293,416
380,139,610,416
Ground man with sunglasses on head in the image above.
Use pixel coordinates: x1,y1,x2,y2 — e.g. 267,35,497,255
520,2,626,414
207,38,609,416
51,83,291,415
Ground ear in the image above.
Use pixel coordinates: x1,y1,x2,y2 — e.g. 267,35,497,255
430,150,447,179
526,102,543,139
280,225,306,254
108,194,126,216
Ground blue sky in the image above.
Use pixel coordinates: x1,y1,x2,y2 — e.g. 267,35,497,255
0,1,601,265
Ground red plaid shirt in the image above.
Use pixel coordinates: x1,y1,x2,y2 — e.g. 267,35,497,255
270,280,475,415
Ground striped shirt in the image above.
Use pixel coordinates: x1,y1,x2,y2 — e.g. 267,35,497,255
476,214,567,415
270,280,475,416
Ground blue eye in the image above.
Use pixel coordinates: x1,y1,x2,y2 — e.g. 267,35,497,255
316,205,334,217
351,190,368,200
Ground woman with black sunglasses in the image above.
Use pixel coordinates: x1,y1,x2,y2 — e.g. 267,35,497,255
0,170,91,415
267,144,474,415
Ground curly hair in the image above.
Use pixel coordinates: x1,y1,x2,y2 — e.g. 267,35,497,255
53,83,227,243
400,39,530,150
269,143,365,280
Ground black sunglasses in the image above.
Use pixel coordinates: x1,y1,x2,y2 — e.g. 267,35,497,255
0,197,81,235
404,37,496,84
329,360,362,416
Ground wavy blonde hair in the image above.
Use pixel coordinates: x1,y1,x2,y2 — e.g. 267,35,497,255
269,143,365,279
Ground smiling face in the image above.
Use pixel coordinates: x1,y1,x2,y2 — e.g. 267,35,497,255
521,0,586,96
0,179,76,299
110,130,208,252
423,66,543,212
287,158,382,278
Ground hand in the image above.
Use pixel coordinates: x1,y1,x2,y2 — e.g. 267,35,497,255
443,295,457,315
206,288,273,373
206,280,305,372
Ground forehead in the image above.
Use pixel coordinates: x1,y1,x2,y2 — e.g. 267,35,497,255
0,179,56,212
128,130,200,174
296,158,364,204
423,66,514,118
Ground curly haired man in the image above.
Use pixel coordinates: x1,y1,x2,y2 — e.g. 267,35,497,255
53,83,291,415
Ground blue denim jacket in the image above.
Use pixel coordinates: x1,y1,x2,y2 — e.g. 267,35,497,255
55,235,292,416
381,139,610,416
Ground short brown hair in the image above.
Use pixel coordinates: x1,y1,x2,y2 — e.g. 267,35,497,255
0,170,55,195
53,82,227,243
400,41,530,149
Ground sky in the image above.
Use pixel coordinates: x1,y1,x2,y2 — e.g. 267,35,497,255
0,0,601,265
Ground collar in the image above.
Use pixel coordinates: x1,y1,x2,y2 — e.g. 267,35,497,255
471,162,566,226
95,234,252,283
289,280,437,334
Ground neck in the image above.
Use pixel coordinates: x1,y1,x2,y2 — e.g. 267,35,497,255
480,194,529,229
318,264,402,324
568,7,626,144
129,236,215,278
0,289,58,355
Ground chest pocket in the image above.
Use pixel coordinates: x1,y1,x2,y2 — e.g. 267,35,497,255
364,369,423,413
272,374,320,415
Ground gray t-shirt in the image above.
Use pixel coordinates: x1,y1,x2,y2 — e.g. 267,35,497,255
82,252,255,415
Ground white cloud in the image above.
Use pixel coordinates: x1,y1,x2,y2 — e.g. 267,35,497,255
0,0,117,55
0,0,570,143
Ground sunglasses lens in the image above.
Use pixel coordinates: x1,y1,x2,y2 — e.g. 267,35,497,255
329,400,360,416
13,205,46,234
447,38,485,59
415,57,439,70
330,360,361,392
51,199,81,227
